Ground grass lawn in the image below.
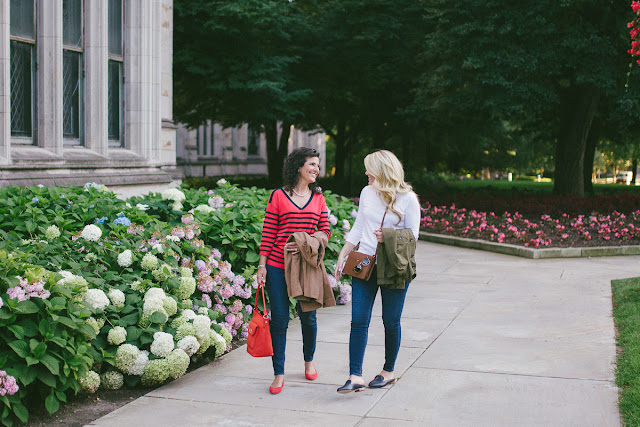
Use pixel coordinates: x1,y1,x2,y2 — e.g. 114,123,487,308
611,277,640,426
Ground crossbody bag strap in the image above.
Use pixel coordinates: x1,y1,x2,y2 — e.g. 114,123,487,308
372,209,388,258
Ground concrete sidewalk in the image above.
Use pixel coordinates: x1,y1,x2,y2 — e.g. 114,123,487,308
89,241,633,426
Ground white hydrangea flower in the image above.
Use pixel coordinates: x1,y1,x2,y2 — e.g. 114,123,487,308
152,243,164,253
182,309,197,321
351,209,358,218
143,296,166,317
129,350,149,376
211,330,227,357
177,335,200,356
165,235,180,242
117,250,133,267
328,214,338,226
144,287,166,301
175,276,196,299
83,288,110,310
115,344,140,373
208,195,224,209
100,371,124,390
194,204,214,214
197,306,208,315
141,358,169,386
174,323,197,342
167,349,190,379
150,331,174,358
79,370,100,394
342,219,351,231
81,224,102,242
193,315,211,340
136,203,150,211
141,253,158,271
45,225,61,240
161,188,186,202
163,297,178,317
108,289,125,309
219,327,232,344
217,178,227,185
179,267,192,277
107,326,127,345
171,201,183,211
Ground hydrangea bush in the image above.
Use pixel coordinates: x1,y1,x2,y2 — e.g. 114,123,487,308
0,180,356,425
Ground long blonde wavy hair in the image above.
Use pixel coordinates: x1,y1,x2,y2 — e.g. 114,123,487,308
364,150,414,223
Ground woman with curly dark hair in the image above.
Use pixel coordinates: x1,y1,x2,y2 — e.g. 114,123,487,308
257,147,331,394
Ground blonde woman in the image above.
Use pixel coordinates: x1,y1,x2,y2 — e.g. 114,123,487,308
334,149,420,393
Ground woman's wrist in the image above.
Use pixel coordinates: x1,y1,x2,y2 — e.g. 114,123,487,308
258,264,266,269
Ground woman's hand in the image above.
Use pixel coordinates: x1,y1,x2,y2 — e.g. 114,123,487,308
284,242,299,254
257,265,267,286
373,229,384,243
334,254,345,280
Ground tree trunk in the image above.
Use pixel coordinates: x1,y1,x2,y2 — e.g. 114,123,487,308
553,85,601,197
264,121,291,187
633,159,638,185
582,116,600,197
333,120,346,185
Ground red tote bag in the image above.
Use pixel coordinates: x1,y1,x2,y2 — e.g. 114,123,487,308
247,284,274,357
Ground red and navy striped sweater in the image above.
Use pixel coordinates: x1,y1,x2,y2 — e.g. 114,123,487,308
259,188,331,269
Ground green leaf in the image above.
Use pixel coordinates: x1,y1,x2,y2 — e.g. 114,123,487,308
19,318,39,337
20,368,38,386
40,354,60,375
49,336,68,348
0,308,12,320
12,403,29,423
149,311,168,324
246,251,260,263
37,368,57,388
13,300,39,314
8,325,24,340
25,356,39,366
9,340,29,358
31,341,47,358
53,315,79,330
118,312,139,327
45,392,60,415
125,326,141,342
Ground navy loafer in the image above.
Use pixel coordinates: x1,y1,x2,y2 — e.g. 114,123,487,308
368,375,396,388
337,380,366,394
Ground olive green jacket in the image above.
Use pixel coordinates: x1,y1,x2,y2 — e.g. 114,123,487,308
376,228,417,289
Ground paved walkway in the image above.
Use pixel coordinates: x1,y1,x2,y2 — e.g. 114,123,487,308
89,241,634,426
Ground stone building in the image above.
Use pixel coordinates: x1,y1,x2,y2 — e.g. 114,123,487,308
177,122,326,179
1,0,176,193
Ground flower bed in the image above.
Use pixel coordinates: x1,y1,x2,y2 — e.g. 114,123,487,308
0,181,356,425
420,202,640,248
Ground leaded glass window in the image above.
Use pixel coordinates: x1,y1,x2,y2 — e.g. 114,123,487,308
10,0,36,142
248,128,260,155
108,0,124,146
63,0,83,144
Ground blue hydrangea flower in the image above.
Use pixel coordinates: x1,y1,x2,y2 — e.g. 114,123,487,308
94,216,109,224
31,197,39,204
113,216,132,226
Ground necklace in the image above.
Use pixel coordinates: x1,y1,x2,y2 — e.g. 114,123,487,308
292,187,310,197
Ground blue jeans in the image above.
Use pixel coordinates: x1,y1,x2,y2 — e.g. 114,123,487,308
349,269,409,376
265,265,317,375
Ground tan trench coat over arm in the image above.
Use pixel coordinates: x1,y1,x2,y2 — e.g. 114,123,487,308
284,231,336,312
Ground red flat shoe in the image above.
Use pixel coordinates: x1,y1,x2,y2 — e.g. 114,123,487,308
269,380,284,394
305,371,318,381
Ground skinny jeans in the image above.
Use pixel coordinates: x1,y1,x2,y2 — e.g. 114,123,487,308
265,265,317,376
349,268,409,376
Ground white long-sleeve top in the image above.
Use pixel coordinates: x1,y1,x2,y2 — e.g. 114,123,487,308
346,185,421,256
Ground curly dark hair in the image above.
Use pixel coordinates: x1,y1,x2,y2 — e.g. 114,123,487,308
282,147,322,195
